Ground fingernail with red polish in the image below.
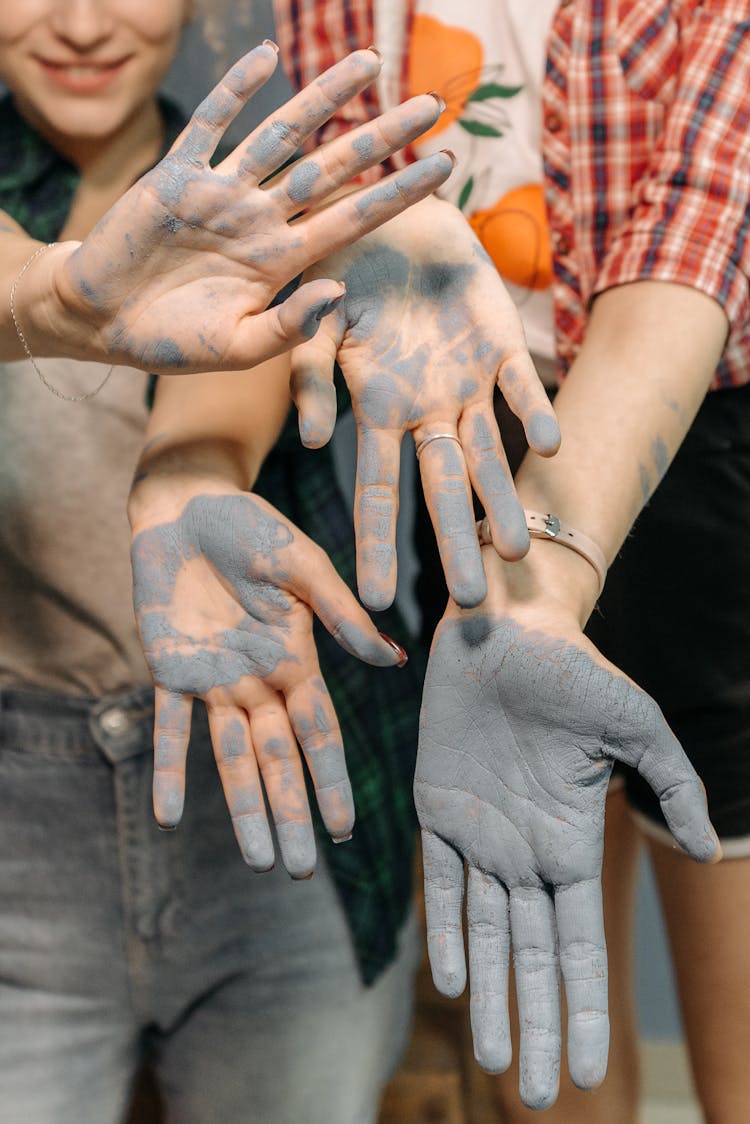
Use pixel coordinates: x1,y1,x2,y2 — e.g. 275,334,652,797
315,289,346,322
262,39,279,54
440,149,457,167
157,823,177,833
379,632,409,668
367,45,383,62
428,91,447,114
291,871,315,881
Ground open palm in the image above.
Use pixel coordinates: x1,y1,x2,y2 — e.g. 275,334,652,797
131,490,404,878
290,206,560,610
52,46,451,374
416,611,719,1108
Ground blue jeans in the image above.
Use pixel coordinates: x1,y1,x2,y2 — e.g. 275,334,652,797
0,687,418,1124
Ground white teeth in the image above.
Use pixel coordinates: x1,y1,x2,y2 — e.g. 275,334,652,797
45,64,119,77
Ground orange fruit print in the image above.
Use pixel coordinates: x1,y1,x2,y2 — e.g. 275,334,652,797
408,14,484,142
469,183,553,291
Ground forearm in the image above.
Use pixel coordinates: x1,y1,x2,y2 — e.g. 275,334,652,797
480,280,728,624
128,355,292,529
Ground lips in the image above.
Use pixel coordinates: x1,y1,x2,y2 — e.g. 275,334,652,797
36,56,130,94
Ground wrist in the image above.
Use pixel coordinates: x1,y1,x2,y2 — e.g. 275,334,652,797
15,241,102,362
480,535,601,629
128,438,248,532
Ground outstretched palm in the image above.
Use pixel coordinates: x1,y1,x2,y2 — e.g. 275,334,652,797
52,46,451,373
416,612,718,1109
132,490,404,878
290,207,560,610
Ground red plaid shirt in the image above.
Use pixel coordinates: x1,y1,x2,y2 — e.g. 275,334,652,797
275,0,750,388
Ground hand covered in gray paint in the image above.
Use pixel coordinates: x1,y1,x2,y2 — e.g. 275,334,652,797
49,46,452,374
417,610,719,1108
131,491,407,878
289,201,560,610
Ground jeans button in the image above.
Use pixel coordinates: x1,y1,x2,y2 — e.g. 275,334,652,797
100,706,131,736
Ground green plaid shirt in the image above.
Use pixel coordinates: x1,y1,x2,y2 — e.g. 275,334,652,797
0,95,424,984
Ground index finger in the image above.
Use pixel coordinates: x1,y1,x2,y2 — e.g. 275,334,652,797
171,44,280,165
266,94,444,215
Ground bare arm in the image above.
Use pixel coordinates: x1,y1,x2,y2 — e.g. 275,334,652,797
128,357,294,521
419,280,726,1104
509,280,728,621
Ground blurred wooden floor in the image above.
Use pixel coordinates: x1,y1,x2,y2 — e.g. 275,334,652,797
377,940,498,1124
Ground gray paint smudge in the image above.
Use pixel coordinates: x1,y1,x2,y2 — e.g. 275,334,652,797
526,410,561,453
244,119,294,169
287,159,321,203
299,293,344,338
276,821,317,879
139,338,188,369
352,134,374,161
651,437,669,482
639,463,652,506
354,152,450,217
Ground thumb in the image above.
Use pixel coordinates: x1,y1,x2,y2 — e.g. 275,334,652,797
230,278,345,371
621,702,721,863
290,296,345,448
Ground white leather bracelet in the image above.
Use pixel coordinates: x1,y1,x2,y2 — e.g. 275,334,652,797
477,510,607,596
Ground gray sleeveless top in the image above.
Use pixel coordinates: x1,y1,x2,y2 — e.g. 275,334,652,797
0,359,152,695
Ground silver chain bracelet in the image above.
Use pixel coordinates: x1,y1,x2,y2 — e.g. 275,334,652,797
9,242,114,402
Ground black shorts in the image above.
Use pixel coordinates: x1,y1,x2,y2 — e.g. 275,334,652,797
414,385,750,852
587,383,750,853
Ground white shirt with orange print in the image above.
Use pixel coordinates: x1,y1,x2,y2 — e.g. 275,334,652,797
377,0,558,362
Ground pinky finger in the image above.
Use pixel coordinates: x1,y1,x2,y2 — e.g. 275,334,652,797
497,351,560,457
152,687,193,828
